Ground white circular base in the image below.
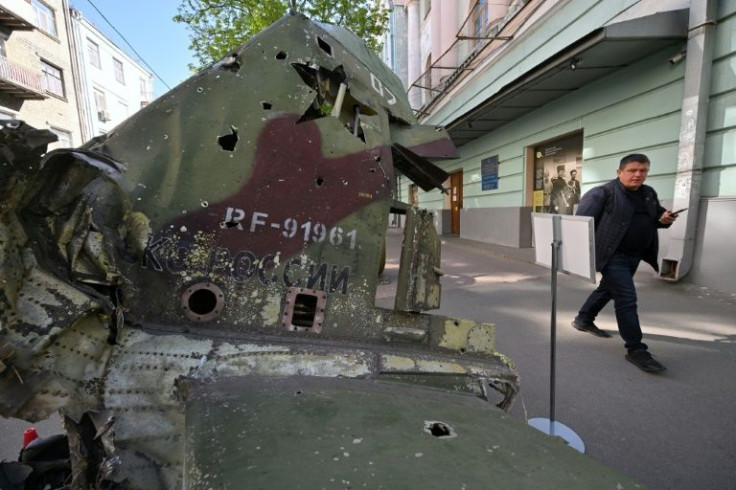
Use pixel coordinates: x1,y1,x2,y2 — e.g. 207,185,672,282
528,418,585,453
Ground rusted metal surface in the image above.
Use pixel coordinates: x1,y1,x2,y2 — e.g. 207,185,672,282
395,206,443,312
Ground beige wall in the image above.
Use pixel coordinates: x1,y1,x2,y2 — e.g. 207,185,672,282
0,0,82,147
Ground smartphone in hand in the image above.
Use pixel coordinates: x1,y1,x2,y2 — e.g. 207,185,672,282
670,208,687,215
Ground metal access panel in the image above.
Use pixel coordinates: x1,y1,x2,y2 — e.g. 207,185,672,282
282,287,327,333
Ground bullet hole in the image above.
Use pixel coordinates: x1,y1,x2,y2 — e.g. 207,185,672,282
276,51,287,60
424,421,455,438
317,37,332,56
316,177,325,187
262,101,272,110
295,390,303,395
222,220,240,229
218,126,238,152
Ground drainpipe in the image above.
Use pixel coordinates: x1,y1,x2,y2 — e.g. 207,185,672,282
659,0,716,282
64,1,89,144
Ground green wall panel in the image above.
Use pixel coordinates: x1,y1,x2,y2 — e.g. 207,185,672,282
710,54,736,95
583,81,684,137
584,113,681,160
702,165,736,197
712,8,736,60
707,91,736,133
464,192,524,208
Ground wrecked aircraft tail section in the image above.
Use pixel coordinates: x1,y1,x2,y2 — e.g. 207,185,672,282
0,11,633,490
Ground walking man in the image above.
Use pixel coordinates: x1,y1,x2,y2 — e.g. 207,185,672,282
572,154,678,373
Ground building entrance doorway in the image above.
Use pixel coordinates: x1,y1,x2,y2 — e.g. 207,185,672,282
450,170,463,235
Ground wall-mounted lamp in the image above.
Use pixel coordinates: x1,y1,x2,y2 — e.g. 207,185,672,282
668,50,686,65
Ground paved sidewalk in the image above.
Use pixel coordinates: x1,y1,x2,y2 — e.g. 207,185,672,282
379,227,736,490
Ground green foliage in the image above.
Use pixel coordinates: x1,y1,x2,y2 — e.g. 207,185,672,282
174,0,390,71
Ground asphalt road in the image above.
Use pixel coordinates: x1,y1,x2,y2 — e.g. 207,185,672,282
2,227,735,490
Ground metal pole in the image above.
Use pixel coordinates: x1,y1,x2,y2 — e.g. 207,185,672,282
549,215,562,435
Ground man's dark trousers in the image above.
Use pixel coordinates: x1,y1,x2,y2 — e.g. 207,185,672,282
576,253,648,352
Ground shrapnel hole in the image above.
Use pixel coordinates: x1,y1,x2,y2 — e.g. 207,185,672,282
429,423,451,437
317,37,332,56
218,127,238,151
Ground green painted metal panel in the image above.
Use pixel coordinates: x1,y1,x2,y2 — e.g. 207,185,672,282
184,377,641,489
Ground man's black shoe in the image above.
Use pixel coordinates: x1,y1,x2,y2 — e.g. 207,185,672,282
571,320,612,338
626,350,666,373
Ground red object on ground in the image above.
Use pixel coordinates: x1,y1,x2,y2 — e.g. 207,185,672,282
23,427,38,448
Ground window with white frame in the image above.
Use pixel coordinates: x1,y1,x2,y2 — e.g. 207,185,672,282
94,88,109,121
88,39,101,68
113,57,124,84
139,77,150,98
41,60,64,97
31,0,58,38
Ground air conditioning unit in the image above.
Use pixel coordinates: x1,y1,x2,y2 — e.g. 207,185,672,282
97,110,111,122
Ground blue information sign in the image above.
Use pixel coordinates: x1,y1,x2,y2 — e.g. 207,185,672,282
481,155,499,190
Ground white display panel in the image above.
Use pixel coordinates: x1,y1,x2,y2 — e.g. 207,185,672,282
531,213,595,283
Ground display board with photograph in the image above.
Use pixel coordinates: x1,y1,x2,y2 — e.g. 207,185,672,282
533,133,583,215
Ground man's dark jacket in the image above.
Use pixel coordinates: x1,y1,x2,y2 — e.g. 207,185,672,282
576,179,669,272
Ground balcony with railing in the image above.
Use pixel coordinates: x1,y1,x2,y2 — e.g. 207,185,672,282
408,0,532,119
0,57,46,99
0,4,35,32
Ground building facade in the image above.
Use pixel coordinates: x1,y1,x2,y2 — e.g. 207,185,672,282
68,7,153,141
387,0,735,292
0,0,83,149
